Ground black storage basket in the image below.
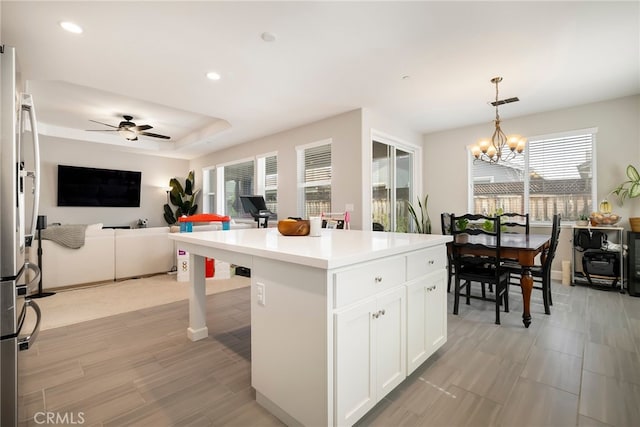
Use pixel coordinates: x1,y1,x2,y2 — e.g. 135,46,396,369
582,250,620,287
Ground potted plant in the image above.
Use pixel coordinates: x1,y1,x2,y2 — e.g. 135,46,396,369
454,217,469,243
407,195,431,234
576,214,589,226
163,170,200,225
612,164,640,231
455,217,469,232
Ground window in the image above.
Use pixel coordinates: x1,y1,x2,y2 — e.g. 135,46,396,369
257,153,278,216
202,167,216,214
209,154,278,219
471,129,596,222
297,140,331,217
220,159,255,219
372,140,415,232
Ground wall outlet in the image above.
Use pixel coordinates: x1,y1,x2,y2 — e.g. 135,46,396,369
256,282,266,306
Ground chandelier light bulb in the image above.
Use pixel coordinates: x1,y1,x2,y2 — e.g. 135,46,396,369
506,134,521,150
478,138,490,153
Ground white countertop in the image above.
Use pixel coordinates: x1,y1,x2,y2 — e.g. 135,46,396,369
169,228,452,269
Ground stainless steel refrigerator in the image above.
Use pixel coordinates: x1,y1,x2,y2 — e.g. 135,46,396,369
1,45,42,427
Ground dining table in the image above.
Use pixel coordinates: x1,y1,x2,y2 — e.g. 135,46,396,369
453,232,552,328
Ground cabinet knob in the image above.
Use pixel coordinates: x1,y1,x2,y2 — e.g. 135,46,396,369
380,309,386,316
374,276,383,283
372,312,379,319
428,259,435,265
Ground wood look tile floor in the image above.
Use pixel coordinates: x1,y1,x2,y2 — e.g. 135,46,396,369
19,281,640,426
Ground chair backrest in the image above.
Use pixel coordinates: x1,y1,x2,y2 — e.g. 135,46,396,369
240,195,270,219
372,222,384,231
321,212,350,229
542,214,561,270
502,212,530,234
450,213,502,276
440,212,452,235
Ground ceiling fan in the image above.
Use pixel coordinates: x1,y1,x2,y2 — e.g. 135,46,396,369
86,115,171,141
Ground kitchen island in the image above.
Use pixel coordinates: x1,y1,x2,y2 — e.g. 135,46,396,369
169,228,451,427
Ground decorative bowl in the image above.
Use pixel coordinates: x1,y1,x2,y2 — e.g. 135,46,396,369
277,219,310,236
589,212,621,226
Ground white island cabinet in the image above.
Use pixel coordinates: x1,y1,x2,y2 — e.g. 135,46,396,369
169,228,451,427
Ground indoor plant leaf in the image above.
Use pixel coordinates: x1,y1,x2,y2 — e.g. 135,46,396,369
627,164,640,182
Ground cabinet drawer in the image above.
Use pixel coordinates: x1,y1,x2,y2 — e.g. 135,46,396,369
334,256,405,308
406,246,446,281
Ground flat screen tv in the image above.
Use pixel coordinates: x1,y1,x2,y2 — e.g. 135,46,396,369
57,165,142,207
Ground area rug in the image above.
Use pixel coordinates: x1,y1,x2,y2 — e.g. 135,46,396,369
23,273,250,331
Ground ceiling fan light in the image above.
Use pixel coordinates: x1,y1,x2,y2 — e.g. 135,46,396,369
119,128,137,141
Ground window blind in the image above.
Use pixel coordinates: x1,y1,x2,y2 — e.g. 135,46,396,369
471,131,595,221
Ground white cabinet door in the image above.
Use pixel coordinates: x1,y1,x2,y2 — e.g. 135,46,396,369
406,269,447,374
375,286,406,400
334,286,406,426
335,298,377,426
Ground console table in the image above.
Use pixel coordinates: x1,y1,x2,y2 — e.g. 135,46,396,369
169,228,451,426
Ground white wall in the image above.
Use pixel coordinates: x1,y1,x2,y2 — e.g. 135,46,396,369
423,94,640,273
190,108,424,231
39,135,189,227
191,109,365,228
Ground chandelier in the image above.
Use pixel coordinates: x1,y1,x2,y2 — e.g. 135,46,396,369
470,77,526,164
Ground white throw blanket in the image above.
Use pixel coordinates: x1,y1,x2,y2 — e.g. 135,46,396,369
40,224,87,249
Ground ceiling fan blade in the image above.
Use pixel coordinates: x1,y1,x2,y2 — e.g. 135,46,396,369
139,131,171,139
131,124,152,132
89,119,119,129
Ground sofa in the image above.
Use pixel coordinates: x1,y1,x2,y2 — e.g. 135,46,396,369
39,222,252,289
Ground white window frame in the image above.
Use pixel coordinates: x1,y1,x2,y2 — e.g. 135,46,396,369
257,151,278,216
296,138,332,217
468,127,598,223
202,166,216,213
215,157,255,218
369,129,422,232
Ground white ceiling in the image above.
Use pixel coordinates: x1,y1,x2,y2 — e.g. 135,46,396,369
2,1,639,159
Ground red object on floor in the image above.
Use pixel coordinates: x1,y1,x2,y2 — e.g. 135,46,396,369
205,258,215,278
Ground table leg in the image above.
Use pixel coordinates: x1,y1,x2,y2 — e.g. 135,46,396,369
520,266,533,328
187,254,209,341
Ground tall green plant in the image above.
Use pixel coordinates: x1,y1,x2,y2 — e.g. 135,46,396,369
407,195,432,234
163,170,200,225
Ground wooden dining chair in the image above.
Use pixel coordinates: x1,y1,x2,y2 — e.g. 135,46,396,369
451,213,510,325
484,212,529,294
502,212,530,234
440,212,454,293
503,213,561,315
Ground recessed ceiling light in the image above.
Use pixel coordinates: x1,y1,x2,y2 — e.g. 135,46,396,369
261,32,276,42
206,71,221,81
59,21,83,34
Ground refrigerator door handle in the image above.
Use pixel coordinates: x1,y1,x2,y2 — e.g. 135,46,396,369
17,299,41,351
20,93,41,242
23,261,41,295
